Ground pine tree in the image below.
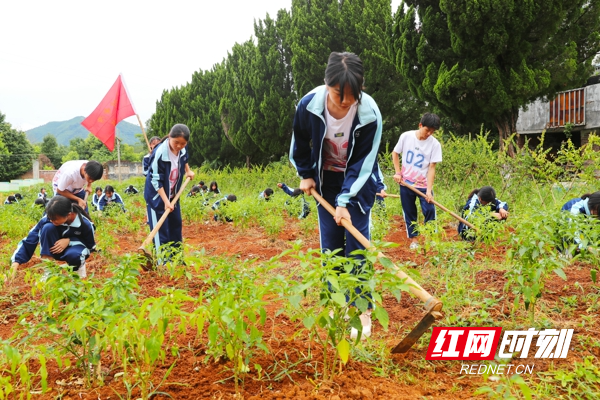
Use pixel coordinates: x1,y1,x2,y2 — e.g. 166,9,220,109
397,0,600,155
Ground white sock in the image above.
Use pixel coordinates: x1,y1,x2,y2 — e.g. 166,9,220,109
77,263,87,278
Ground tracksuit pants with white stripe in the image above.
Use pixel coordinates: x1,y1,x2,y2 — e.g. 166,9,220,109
147,202,183,255
400,184,436,238
317,171,372,307
11,223,88,271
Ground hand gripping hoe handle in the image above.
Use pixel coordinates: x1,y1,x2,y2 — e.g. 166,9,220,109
399,181,476,231
138,177,191,271
309,188,443,353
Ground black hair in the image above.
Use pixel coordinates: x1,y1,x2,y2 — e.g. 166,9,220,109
201,185,208,191
46,195,92,222
149,136,161,145
198,181,205,186
226,194,237,202
7,195,16,203
34,198,46,207
586,191,600,217
46,196,73,220
291,188,303,197
14,193,22,200
104,185,114,194
128,185,134,189
84,160,104,181
40,187,46,192
420,113,441,130
209,181,219,192
324,52,364,104
169,124,190,142
468,186,496,203
95,187,103,193
264,188,273,197
190,185,200,194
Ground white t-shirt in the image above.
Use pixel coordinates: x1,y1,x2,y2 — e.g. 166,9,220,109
393,130,442,189
168,147,180,198
52,160,88,195
322,94,357,172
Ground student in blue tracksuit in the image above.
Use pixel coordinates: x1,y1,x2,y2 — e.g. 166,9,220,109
212,194,237,222
290,52,382,340
458,186,509,240
124,185,139,195
144,124,195,260
142,136,161,177
278,183,311,219
258,188,273,201
91,187,103,211
373,164,387,208
98,185,126,212
10,195,96,279
561,191,600,250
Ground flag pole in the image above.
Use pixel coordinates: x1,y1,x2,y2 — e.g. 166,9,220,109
136,114,151,152
116,127,122,183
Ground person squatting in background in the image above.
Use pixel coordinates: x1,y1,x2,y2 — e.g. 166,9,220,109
4,195,17,205
278,183,310,219
258,188,273,201
290,51,383,339
38,188,49,206
124,185,139,195
561,191,600,250
98,185,126,212
458,186,509,241
10,195,96,280
392,113,442,250
91,187,103,211
208,181,220,197
144,124,195,262
52,160,103,212
212,194,237,222
142,136,161,176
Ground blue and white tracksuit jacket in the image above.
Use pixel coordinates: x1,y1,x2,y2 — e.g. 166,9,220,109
561,197,592,248
11,212,96,270
458,194,508,238
289,85,382,260
144,141,189,252
98,192,126,211
142,152,152,176
280,183,310,219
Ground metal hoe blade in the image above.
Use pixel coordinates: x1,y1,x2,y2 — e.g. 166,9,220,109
138,248,155,271
391,311,443,353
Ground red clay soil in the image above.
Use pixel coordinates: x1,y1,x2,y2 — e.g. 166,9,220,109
2,215,598,399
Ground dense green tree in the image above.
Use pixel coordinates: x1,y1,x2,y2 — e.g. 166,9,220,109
219,40,270,166
40,134,67,169
397,0,600,155
0,112,35,181
290,0,344,97
65,134,140,163
251,10,297,157
187,65,243,168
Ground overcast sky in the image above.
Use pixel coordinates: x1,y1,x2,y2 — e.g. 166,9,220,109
1,0,402,133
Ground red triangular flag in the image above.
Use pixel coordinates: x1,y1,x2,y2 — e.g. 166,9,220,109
81,74,136,151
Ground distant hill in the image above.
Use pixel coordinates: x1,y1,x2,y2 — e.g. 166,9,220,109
26,117,142,146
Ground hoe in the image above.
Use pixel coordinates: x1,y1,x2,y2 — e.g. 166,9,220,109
310,188,443,353
138,177,191,271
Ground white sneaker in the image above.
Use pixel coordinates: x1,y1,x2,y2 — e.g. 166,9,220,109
40,269,50,283
77,263,87,278
409,242,419,250
350,310,372,340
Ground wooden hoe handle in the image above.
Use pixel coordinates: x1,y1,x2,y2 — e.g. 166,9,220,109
139,177,192,250
309,187,442,312
399,182,476,231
